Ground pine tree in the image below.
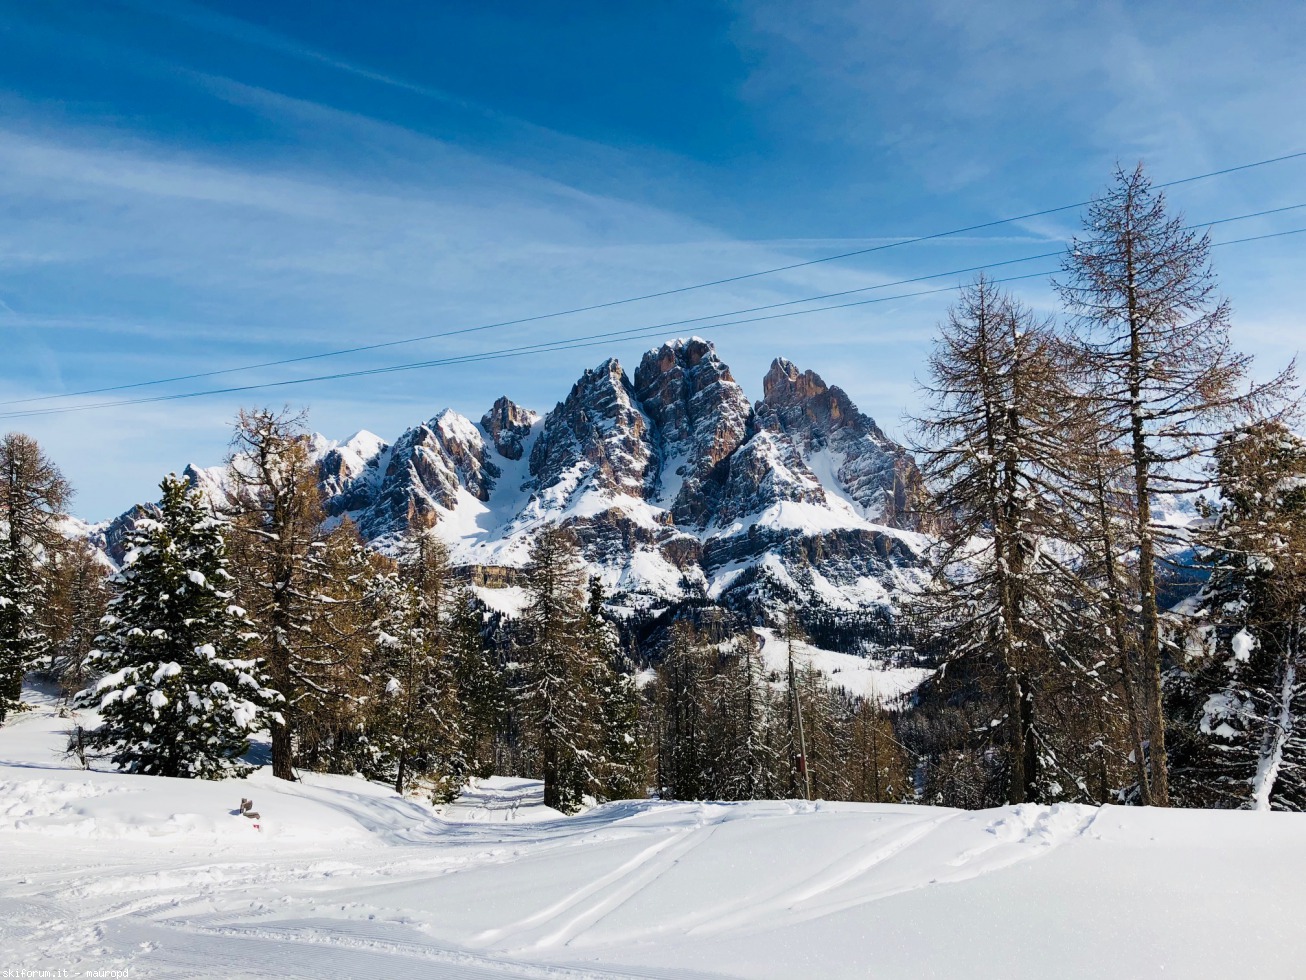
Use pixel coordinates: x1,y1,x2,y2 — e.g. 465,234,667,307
516,527,597,813
1170,421,1306,810
223,408,371,780
1056,163,1295,804
365,535,465,799
706,636,775,801
292,521,384,774
449,586,505,779
84,474,280,778
584,577,643,801
0,433,71,724
848,698,909,803
656,622,713,801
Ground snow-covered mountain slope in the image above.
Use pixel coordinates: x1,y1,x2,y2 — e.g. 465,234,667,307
98,338,933,622
754,628,933,704
5,687,1305,979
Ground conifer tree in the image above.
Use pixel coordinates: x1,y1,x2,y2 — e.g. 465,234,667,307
365,535,465,798
46,539,111,698
1056,164,1295,804
292,521,384,774
449,586,505,779
0,433,71,724
224,408,370,780
517,527,596,813
584,577,643,801
706,636,775,801
848,698,909,803
912,276,1092,804
656,622,713,801
1170,421,1306,810
85,474,280,778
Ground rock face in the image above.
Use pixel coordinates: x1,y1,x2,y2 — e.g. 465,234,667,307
529,359,656,502
759,358,930,530
108,338,931,624
481,397,536,461
634,338,752,526
349,411,499,540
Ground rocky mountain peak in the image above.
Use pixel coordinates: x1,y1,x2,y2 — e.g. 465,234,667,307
343,409,498,540
761,358,882,446
757,357,929,530
529,358,655,500
634,337,752,525
481,396,536,461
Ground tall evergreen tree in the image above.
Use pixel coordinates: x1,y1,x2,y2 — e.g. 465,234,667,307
1170,421,1306,810
449,586,506,779
584,577,644,801
46,539,111,698
517,527,597,813
656,622,713,801
0,432,71,724
366,535,465,798
223,407,357,780
84,475,280,778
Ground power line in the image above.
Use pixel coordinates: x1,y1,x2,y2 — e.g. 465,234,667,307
5,152,1305,408
3,222,1302,422
0,270,1060,420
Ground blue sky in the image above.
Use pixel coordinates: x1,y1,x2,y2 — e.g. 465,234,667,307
1,0,1303,519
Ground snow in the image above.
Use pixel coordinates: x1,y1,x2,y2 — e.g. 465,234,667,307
4,685,1306,978
471,585,531,618
1231,627,1256,662
755,628,933,704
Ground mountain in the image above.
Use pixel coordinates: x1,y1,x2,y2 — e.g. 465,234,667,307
103,338,932,624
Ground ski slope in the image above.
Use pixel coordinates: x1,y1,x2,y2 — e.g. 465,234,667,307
3,687,1305,979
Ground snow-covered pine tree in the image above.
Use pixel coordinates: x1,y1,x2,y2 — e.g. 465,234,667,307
1170,420,1306,810
291,520,383,774
365,535,465,799
584,577,643,802
706,635,776,802
655,622,713,801
449,586,505,779
517,527,598,813
85,474,280,778
0,432,71,724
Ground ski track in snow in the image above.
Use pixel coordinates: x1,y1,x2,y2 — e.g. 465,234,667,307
4,690,1306,979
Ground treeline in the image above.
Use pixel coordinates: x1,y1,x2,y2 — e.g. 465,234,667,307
907,164,1303,811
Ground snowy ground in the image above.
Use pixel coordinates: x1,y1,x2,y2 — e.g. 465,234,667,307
3,687,1305,979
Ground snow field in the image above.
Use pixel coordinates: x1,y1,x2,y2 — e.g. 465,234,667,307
3,688,1306,978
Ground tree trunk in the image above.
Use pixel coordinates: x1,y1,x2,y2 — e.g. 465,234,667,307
271,718,294,781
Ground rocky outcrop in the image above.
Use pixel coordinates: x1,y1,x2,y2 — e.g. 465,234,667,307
350,410,499,540
712,429,825,527
481,397,536,461
633,338,752,526
759,358,930,530
320,431,389,514
529,358,655,501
